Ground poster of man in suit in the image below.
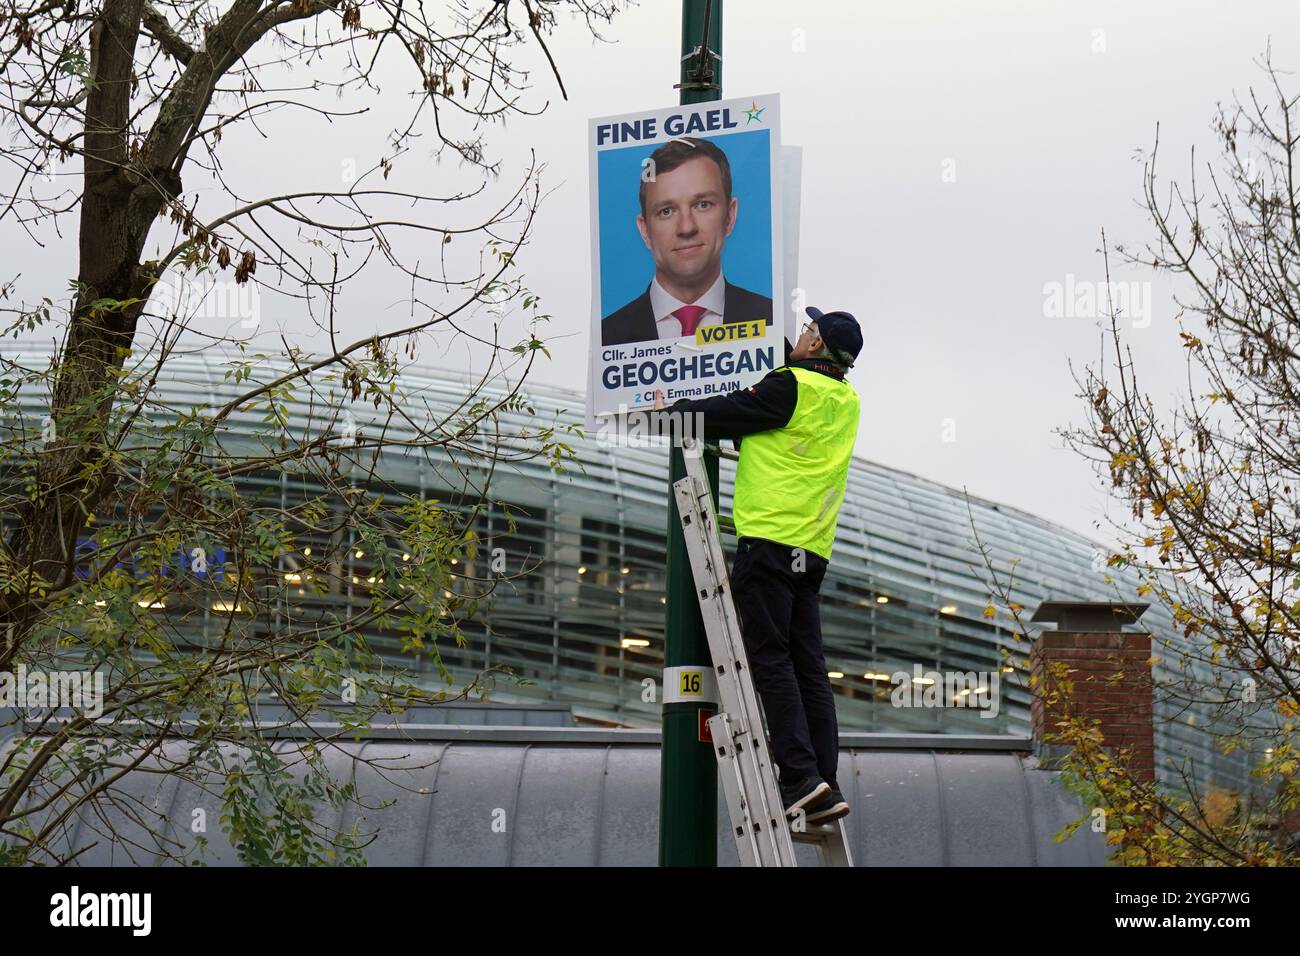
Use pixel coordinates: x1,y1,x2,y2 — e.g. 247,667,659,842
587,94,783,424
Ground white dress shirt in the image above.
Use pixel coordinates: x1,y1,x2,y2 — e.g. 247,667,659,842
650,273,726,340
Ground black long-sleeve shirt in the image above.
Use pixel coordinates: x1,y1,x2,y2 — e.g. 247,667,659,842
656,354,847,446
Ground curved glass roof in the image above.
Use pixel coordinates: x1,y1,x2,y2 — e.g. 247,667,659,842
1,348,1261,796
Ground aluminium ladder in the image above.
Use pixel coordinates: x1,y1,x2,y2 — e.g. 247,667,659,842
672,437,853,867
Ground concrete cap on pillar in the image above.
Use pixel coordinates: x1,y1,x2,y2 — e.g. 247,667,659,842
1029,600,1149,632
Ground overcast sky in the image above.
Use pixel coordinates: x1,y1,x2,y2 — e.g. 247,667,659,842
516,0,1299,546
6,0,1300,546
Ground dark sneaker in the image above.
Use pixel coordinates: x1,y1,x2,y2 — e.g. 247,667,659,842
780,776,830,818
806,785,850,824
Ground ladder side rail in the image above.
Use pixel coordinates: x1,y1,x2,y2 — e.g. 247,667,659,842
672,476,795,865
678,450,772,740
711,712,798,867
710,714,762,866
677,454,790,833
671,473,766,739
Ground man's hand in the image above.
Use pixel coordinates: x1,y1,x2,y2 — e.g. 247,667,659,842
653,389,666,411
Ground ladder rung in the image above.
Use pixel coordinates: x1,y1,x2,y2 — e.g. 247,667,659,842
790,825,842,844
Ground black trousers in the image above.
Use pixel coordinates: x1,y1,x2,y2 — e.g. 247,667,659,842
729,536,839,786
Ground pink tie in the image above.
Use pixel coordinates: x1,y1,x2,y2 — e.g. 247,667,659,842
673,305,707,336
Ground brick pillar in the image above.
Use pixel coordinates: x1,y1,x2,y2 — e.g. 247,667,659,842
1028,601,1155,783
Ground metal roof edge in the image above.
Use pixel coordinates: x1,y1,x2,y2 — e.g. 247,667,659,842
248,723,1035,750
8,716,1038,750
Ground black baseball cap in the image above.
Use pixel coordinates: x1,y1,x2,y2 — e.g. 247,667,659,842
806,307,863,367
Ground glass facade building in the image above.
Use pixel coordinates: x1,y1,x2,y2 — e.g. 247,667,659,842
3,351,1263,797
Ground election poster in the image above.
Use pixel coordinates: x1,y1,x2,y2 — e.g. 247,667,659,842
586,93,784,425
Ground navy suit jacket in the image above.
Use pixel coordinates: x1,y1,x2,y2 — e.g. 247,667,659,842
601,280,774,346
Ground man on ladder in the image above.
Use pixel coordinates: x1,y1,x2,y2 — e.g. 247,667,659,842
655,306,863,826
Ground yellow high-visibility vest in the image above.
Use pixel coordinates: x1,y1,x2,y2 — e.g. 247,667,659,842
732,366,860,560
